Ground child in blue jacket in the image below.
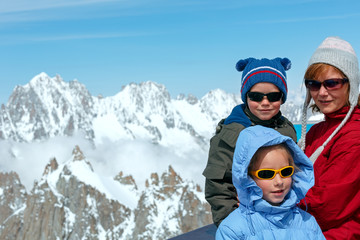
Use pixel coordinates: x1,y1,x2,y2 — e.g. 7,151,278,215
216,125,325,239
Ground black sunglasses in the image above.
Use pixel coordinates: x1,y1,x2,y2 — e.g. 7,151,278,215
247,92,283,102
305,78,349,91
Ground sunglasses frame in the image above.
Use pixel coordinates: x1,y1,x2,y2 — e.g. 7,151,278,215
304,78,349,91
250,166,294,180
247,92,283,102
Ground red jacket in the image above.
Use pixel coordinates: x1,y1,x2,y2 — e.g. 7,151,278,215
299,106,360,240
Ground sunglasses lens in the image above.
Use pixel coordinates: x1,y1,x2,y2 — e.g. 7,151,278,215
305,80,321,91
324,79,341,89
247,92,282,102
257,170,275,179
305,79,348,91
247,92,264,102
280,166,294,177
266,92,283,102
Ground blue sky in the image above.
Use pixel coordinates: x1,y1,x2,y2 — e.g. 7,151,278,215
0,0,359,104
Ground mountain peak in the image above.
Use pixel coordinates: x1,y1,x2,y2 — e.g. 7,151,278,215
42,158,59,177
114,171,138,191
71,145,93,172
161,165,183,187
28,72,64,89
72,145,85,161
30,72,50,83
146,172,159,187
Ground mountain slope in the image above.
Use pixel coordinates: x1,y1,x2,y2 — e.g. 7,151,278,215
0,73,322,239
0,146,211,239
1,73,95,141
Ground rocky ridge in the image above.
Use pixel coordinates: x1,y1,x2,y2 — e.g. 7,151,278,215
0,146,211,239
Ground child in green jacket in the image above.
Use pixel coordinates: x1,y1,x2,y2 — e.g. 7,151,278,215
202,57,297,227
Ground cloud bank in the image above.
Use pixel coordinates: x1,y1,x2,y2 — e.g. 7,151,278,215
0,134,208,192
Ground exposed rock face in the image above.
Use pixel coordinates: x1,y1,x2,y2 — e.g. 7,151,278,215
0,172,27,240
1,73,95,142
114,171,138,191
132,166,211,239
0,146,132,239
0,146,212,239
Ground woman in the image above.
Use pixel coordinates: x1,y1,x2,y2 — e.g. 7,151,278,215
298,36,360,239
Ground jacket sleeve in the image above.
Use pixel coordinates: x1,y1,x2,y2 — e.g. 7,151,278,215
202,121,244,227
300,129,360,232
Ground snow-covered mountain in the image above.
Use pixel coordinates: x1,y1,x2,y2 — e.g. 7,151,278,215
0,73,320,239
0,145,211,239
0,73,240,147
0,73,319,145
1,73,95,142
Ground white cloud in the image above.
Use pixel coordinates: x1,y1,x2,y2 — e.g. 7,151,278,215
250,13,360,25
0,134,207,192
26,32,154,42
0,134,92,190
88,137,207,190
0,0,122,13
0,0,134,25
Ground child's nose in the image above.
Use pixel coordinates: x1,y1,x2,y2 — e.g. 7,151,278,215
260,96,270,104
273,173,283,185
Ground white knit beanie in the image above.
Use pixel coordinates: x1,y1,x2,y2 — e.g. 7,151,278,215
298,36,360,162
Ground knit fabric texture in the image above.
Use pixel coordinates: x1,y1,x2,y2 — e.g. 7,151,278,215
308,36,359,106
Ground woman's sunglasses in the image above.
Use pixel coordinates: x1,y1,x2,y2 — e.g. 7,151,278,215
247,92,283,102
250,166,294,180
304,78,349,91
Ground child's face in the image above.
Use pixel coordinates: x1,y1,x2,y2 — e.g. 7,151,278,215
252,147,292,206
247,82,282,120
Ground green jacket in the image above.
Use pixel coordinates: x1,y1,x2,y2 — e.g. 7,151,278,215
202,105,297,227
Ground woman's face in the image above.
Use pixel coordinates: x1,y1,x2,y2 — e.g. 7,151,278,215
309,66,349,114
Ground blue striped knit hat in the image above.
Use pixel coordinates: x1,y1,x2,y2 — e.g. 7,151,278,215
236,57,291,104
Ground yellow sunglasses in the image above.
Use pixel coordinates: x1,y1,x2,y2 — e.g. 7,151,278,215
250,166,294,180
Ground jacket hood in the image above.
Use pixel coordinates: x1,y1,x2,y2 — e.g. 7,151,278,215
224,104,252,127
233,125,314,215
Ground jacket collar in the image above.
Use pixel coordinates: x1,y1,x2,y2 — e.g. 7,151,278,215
224,104,285,128
325,105,360,120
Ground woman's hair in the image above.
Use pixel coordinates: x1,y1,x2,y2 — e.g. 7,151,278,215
248,143,295,173
304,63,360,112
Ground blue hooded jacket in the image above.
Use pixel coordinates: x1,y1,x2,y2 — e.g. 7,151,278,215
216,126,325,240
